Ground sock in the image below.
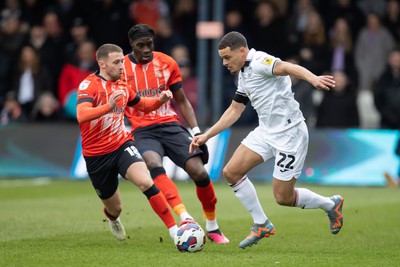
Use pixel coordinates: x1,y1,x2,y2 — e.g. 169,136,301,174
169,225,179,239
103,207,118,221
295,188,335,211
195,177,217,220
230,175,268,224
144,185,177,229
205,218,219,232
178,211,194,221
151,167,189,216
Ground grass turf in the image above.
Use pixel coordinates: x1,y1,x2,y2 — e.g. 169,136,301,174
0,178,399,267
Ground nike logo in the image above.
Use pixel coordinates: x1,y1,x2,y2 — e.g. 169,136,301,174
280,169,289,173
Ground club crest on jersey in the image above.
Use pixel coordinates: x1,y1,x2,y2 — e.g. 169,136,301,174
263,56,274,66
79,80,90,90
155,71,162,78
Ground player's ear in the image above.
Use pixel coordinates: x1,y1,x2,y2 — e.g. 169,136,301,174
98,60,105,69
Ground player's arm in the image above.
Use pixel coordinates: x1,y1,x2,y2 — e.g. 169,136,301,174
273,60,335,91
76,90,123,123
128,90,172,112
173,88,199,129
190,96,246,153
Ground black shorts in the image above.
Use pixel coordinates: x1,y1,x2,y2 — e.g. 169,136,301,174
84,140,143,200
133,122,203,169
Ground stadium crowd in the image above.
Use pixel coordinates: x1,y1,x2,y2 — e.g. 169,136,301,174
0,0,399,132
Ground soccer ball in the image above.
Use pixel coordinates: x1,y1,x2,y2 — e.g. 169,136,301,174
174,223,206,252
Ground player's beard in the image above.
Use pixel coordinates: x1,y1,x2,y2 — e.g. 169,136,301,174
109,71,122,81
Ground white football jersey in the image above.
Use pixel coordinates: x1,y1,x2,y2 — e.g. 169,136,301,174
237,48,304,133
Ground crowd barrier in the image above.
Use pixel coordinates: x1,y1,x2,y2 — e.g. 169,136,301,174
0,123,398,186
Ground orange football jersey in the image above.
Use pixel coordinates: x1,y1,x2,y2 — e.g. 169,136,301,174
77,73,136,156
123,52,182,130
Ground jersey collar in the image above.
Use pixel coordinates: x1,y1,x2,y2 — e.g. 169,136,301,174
241,48,256,72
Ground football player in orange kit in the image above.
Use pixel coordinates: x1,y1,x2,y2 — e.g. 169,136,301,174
76,43,179,241
122,24,229,244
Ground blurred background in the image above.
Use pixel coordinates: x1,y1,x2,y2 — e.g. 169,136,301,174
0,0,399,186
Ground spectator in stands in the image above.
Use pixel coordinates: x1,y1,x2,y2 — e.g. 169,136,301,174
64,17,91,64
170,44,198,127
327,17,357,87
327,0,365,41
9,45,59,121
224,8,251,46
298,10,329,75
355,12,396,91
382,0,400,42
58,40,97,119
0,11,29,105
358,0,387,18
129,0,169,31
171,0,197,65
374,47,400,129
154,16,187,56
87,0,131,52
0,91,26,125
316,71,359,128
287,55,316,128
250,0,287,57
286,0,316,56
42,11,67,96
20,0,45,26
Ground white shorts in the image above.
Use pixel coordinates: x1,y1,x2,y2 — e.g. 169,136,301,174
241,121,309,181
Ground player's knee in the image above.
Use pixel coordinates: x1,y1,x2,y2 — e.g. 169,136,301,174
222,166,240,184
274,192,293,206
136,179,155,193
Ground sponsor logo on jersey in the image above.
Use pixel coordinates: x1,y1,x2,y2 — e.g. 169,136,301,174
79,80,91,90
263,56,274,66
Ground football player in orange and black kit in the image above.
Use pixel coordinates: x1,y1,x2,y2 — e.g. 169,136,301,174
122,24,229,244
76,43,179,241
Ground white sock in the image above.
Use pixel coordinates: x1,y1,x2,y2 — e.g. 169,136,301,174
169,225,178,238
179,212,193,221
295,188,334,211
230,176,268,224
206,218,219,232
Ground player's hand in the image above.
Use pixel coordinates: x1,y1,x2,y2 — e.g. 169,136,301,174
159,90,173,103
189,133,208,153
108,90,125,109
313,75,335,91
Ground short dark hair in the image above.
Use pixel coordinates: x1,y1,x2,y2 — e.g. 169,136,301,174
128,24,155,41
218,31,248,50
96,44,122,61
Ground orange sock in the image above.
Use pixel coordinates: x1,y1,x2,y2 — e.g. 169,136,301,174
153,173,188,215
196,180,217,220
148,192,176,229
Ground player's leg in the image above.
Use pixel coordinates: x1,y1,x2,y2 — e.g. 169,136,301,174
163,125,228,243
272,122,344,234
124,162,179,238
142,151,193,220
85,153,126,241
223,143,275,248
101,190,126,240
133,131,192,220
184,156,229,244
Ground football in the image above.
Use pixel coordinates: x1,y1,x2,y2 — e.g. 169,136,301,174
174,223,206,252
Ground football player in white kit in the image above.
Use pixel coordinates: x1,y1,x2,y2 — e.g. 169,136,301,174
190,31,344,249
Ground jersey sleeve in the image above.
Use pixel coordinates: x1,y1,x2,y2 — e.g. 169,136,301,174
257,54,280,77
167,57,183,92
76,79,95,104
76,78,111,123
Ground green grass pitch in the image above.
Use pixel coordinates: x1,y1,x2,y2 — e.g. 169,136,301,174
0,178,399,266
